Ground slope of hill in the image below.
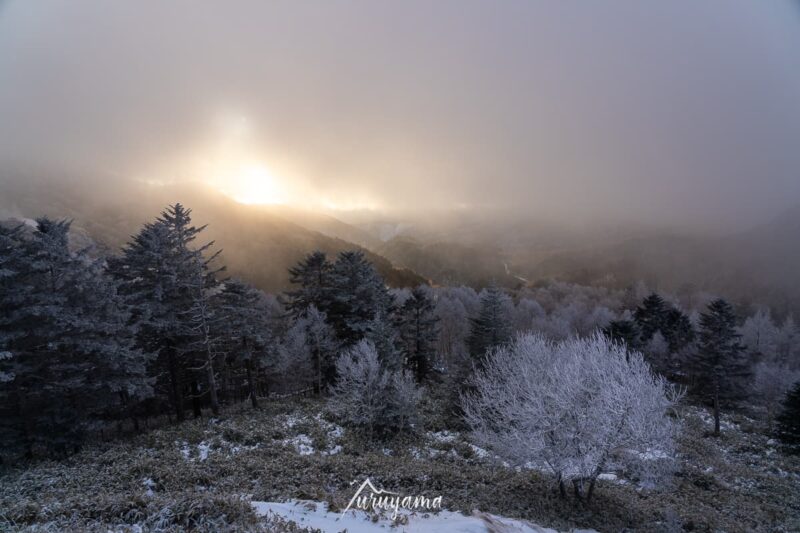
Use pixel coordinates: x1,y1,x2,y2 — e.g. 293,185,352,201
0,175,426,292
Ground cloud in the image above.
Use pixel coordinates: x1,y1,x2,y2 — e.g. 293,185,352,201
1,1,799,229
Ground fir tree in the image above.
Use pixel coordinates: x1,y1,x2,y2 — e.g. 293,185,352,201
216,279,271,407
695,298,748,436
603,319,642,353
467,284,512,360
286,251,333,318
662,308,695,354
327,250,394,345
634,293,668,343
108,204,222,421
775,382,800,454
398,286,440,382
0,219,152,458
365,311,403,371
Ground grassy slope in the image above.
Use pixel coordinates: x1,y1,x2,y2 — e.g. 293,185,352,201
1,399,798,532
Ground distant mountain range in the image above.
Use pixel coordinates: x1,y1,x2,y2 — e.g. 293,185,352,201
1,173,798,315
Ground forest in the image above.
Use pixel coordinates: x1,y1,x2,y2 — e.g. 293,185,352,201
1,205,798,531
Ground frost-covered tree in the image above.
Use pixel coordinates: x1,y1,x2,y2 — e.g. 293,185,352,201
751,361,800,426
214,279,271,407
738,309,777,362
285,251,333,318
397,286,439,382
327,251,394,345
462,333,681,501
694,298,748,436
108,204,222,421
328,340,421,439
365,311,403,371
634,293,669,343
775,382,800,454
284,305,339,394
604,318,643,353
662,308,695,354
467,284,512,360
0,219,152,458
774,316,799,369
435,292,470,368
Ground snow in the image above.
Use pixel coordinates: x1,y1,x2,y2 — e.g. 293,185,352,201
283,433,315,455
251,499,583,533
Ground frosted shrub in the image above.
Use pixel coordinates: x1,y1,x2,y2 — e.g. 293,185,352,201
462,332,682,500
328,340,421,438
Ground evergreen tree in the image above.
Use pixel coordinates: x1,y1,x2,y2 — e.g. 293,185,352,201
365,311,403,371
662,308,695,354
0,219,152,458
285,251,333,318
775,382,800,454
294,305,339,394
398,286,440,382
634,293,668,343
695,298,748,436
467,284,512,360
216,279,271,407
327,250,394,345
108,204,222,421
603,319,642,353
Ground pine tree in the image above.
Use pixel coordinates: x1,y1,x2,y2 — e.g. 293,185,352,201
662,308,695,353
286,251,333,318
467,284,512,360
327,250,394,345
365,311,403,371
216,279,271,407
0,219,152,458
108,204,222,421
695,298,748,436
293,305,339,394
603,319,642,353
775,382,800,454
634,293,668,343
398,286,440,382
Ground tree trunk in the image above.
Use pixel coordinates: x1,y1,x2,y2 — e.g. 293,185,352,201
245,357,259,409
713,380,721,436
557,475,567,498
586,476,598,502
168,348,185,422
206,351,220,416
191,380,202,418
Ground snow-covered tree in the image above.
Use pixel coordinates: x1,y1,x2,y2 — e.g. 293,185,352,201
738,309,778,362
327,250,394,345
776,381,800,454
215,279,271,407
462,333,681,501
328,340,421,439
397,286,439,382
0,219,152,458
467,284,512,360
108,204,222,421
285,251,333,318
365,311,403,371
694,298,748,436
434,292,470,369
634,293,669,343
750,362,800,426
285,305,339,394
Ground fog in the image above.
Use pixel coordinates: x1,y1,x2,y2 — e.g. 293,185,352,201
1,1,800,231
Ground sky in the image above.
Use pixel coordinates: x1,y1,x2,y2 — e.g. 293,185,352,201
1,1,799,230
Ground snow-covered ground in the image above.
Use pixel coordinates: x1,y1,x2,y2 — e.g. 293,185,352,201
252,499,598,533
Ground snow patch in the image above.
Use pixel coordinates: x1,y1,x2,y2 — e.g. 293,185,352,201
251,499,578,533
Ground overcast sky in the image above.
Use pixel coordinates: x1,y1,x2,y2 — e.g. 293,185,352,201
1,1,799,229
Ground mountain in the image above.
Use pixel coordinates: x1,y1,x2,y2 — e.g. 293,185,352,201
0,174,426,293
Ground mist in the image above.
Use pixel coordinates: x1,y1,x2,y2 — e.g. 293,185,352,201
1,1,799,231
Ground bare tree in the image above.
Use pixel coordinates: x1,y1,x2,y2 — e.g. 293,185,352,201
462,332,681,501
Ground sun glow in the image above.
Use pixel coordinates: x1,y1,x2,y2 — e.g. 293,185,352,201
224,163,288,205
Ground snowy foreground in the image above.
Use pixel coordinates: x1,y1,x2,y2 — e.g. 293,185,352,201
252,499,599,533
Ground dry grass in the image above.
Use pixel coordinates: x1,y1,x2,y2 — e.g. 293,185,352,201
0,399,798,532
